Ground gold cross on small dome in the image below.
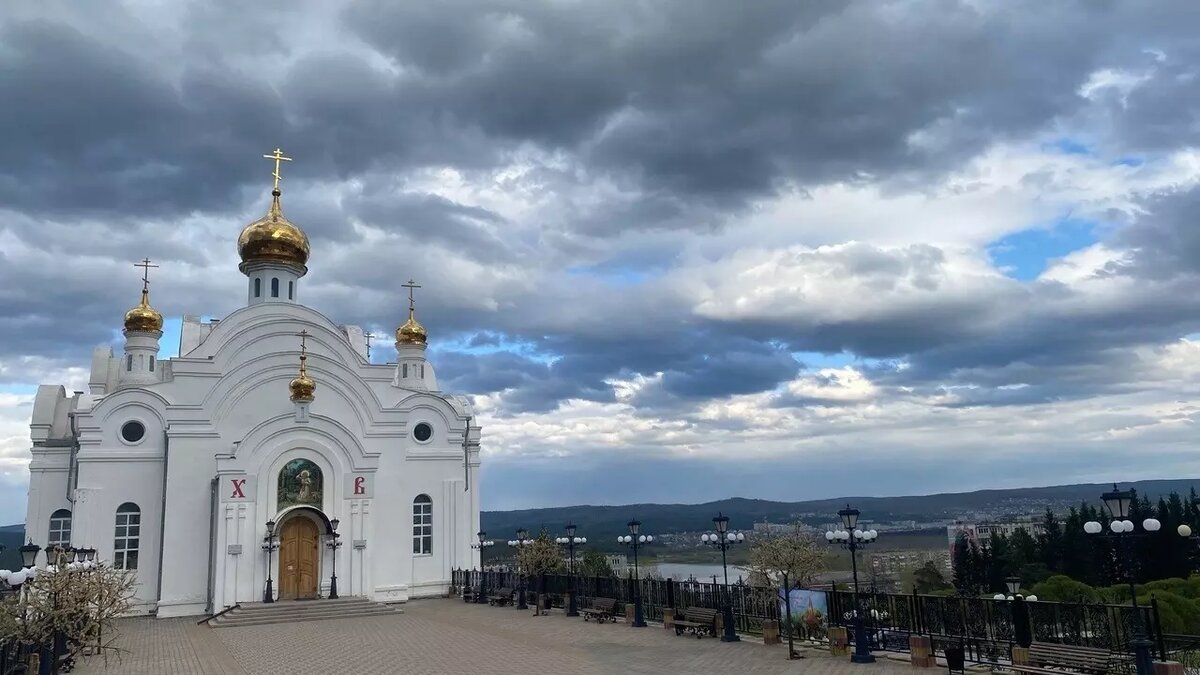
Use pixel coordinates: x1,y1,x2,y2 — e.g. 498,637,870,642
134,257,159,291
402,279,421,312
262,147,292,191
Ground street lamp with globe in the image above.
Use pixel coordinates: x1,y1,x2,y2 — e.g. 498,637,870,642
508,528,535,610
825,505,879,664
1082,484,1158,675
555,524,586,616
618,520,653,627
700,512,746,642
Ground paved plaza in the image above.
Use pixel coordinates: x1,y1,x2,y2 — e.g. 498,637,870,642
72,599,927,674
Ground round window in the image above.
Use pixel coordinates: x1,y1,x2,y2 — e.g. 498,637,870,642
120,421,145,444
413,422,433,442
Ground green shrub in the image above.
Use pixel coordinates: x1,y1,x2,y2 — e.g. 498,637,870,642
1030,575,1101,604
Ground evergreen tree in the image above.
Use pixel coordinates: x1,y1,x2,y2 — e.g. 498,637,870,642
987,533,1012,593
952,534,976,595
1038,508,1063,573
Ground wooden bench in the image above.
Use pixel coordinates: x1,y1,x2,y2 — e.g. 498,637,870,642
579,597,618,623
1009,642,1127,675
487,587,514,606
674,607,720,638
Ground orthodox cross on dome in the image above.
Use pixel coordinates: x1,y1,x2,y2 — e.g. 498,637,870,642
298,329,309,364
364,331,375,359
402,279,421,314
262,147,292,191
133,258,158,292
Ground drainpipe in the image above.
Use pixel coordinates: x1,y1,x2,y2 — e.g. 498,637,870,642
155,430,170,612
205,476,218,614
66,408,80,504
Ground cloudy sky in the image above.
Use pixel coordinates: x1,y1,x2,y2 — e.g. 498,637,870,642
2,0,1200,517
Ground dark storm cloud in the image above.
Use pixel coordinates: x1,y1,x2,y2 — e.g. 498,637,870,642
1,0,1200,418
344,0,1198,210
0,20,285,218
1116,187,1200,280
657,341,800,400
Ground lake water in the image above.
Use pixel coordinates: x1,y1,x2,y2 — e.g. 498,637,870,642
643,562,751,582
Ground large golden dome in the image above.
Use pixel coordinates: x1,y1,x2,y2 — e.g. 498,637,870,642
238,189,310,268
124,289,164,333
395,310,427,346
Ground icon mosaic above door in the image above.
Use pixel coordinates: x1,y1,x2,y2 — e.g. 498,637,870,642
278,458,323,510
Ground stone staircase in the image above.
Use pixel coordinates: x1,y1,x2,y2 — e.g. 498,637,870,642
208,596,400,628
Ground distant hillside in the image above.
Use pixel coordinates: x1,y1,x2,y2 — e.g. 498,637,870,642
0,525,23,569
481,479,1200,548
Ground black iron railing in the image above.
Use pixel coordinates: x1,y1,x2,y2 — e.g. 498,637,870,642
825,588,1166,665
454,568,1172,664
452,569,780,635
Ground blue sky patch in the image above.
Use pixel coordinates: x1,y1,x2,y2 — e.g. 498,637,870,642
1042,138,1091,155
988,218,1100,281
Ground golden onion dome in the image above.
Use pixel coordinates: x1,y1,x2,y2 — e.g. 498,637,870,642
124,289,164,333
395,310,428,346
289,371,315,402
238,189,310,268
289,349,316,402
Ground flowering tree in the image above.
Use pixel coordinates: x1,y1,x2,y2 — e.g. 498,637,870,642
747,525,827,656
1,553,137,672
747,525,826,588
517,530,564,616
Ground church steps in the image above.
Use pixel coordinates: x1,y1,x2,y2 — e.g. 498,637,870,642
210,597,400,628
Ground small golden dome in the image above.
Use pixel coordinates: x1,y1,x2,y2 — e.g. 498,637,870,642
289,371,315,402
395,310,427,346
290,329,316,402
124,289,164,333
238,189,310,268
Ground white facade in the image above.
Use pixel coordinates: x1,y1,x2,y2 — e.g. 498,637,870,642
24,184,482,618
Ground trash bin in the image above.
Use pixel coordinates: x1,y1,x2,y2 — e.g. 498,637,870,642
943,644,966,673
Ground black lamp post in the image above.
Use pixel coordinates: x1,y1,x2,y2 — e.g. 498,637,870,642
701,512,746,642
508,528,534,610
472,531,494,604
619,520,653,627
19,541,41,570
996,576,1035,648
262,520,279,603
825,505,879,664
1083,484,1157,675
327,517,343,600
556,523,586,617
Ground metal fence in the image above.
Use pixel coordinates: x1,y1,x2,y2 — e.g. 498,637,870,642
452,569,780,635
825,588,1166,664
0,639,54,675
453,569,1171,663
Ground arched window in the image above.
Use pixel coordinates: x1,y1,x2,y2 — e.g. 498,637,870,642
271,277,280,298
149,356,155,372
113,502,141,570
254,277,262,297
288,281,294,300
402,364,408,378
48,509,72,547
126,354,133,371
413,495,432,555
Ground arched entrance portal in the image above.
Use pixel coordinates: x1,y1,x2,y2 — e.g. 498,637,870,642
279,517,320,600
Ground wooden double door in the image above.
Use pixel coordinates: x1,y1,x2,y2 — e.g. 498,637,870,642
278,517,320,600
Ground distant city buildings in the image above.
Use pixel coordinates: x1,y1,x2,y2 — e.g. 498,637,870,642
752,521,816,535
947,519,1045,554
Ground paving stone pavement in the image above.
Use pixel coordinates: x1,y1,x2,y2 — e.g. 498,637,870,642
74,600,923,674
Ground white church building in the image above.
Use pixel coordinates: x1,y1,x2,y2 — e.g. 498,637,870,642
23,153,483,617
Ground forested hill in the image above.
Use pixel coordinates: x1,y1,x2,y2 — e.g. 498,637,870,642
481,479,1200,544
